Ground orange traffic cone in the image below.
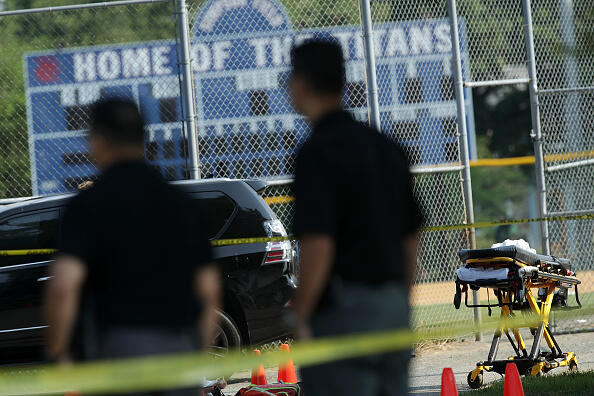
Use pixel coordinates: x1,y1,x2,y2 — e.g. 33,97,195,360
504,363,525,396
251,349,268,385
277,343,298,383
440,367,458,396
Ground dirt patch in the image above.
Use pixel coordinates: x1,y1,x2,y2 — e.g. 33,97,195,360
411,271,593,306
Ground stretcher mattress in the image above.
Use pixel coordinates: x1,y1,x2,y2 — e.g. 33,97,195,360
456,266,509,283
458,246,571,269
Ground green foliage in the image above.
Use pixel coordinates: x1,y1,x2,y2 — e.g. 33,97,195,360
472,86,532,158
0,0,177,198
471,135,533,248
1,0,593,200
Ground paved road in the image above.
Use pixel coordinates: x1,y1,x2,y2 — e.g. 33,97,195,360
409,331,594,395
223,331,594,395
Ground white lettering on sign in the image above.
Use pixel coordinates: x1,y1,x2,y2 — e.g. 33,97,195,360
409,25,434,55
294,33,314,47
78,84,100,104
184,21,451,73
373,28,386,56
213,41,232,70
354,34,364,59
271,36,292,66
97,51,120,80
251,0,285,28
236,70,278,90
72,46,172,82
385,28,408,56
199,0,248,33
434,23,451,53
74,52,96,82
122,47,151,77
152,46,172,75
194,43,212,72
249,38,270,67
333,31,352,60
345,62,365,82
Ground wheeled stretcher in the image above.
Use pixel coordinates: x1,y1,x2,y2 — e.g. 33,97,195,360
453,246,582,389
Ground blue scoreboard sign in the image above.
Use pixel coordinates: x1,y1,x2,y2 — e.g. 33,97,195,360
24,0,475,195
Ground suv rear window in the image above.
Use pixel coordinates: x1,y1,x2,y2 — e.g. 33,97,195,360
0,210,60,266
193,192,236,239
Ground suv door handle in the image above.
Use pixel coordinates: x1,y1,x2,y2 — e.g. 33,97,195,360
37,276,53,282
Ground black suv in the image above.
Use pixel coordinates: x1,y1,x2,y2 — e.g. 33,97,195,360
0,178,297,364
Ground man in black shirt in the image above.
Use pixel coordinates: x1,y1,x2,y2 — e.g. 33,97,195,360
44,99,220,393
290,40,423,395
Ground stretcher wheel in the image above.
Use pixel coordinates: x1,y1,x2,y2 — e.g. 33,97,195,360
569,361,578,372
525,368,542,377
467,371,483,389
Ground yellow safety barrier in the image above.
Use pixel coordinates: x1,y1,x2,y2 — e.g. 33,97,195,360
0,307,591,396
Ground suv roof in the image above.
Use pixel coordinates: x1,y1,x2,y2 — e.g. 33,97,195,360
0,178,269,218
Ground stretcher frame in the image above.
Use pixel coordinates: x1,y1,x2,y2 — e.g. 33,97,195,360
454,254,581,389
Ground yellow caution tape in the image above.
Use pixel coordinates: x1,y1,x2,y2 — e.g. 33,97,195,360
470,156,536,167
211,236,291,247
264,195,295,205
0,249,57,256
0,306,592,396
423,213,594,232
1,213,592,254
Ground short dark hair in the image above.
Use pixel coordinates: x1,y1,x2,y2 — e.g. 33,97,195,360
290,39,345,95
89,97,145,147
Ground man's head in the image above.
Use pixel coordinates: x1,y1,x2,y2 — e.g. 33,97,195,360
289,39,345,122
88,98,145,170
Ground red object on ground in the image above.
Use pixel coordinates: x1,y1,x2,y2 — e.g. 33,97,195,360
504,363,525,396
440,367,459,396
251,349,268,385
277,344,298,383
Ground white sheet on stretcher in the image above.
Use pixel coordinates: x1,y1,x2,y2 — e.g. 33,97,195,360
456,266,509,282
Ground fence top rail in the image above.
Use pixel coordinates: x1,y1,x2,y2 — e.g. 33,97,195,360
538,86,594,95
464,78,530,88
0,0,170,16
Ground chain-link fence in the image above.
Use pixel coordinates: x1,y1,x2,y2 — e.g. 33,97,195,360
368,1,473,330
0,0,592,335
532,0,594,332
449,0,594,333
0,0,188,197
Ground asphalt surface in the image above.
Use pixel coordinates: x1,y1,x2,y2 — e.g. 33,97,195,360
410,331,594,395
222,331,594,395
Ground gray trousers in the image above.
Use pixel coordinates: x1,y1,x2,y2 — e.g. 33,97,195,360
96,327,198,396
301,282,410,396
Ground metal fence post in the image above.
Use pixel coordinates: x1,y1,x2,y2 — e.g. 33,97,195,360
176,0,201,179
359,0,381,129
446,0,481,340
522,0,550,254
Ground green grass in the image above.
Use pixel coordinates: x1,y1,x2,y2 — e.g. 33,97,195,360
411,292,594,334
467,371,594,396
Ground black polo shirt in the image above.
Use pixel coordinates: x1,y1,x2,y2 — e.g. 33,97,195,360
293,110,423,291
58,161,213,329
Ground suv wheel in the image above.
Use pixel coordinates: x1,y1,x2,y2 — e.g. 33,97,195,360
209,310,242,358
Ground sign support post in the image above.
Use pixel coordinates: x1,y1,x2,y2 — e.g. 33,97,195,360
176,0,201,179
359,0,381,130
446,0,481,340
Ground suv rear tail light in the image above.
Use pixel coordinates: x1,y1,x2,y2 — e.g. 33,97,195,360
263,219,287,237
264,241,292,264
263,219,291,265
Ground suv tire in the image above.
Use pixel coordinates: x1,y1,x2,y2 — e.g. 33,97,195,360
210,310,242,358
